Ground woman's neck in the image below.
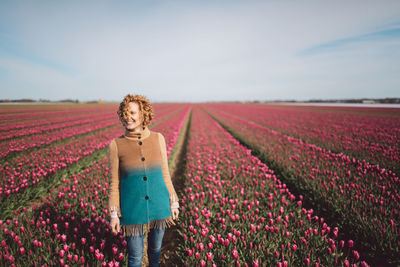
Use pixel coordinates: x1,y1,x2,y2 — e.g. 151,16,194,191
124,125,150,140
126,125,143,133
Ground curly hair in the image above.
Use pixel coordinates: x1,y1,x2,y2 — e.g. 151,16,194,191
117,94,154,127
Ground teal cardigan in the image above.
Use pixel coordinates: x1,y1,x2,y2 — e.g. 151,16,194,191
107,126,179,237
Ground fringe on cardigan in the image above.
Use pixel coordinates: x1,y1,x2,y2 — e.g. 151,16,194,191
122,216,176,238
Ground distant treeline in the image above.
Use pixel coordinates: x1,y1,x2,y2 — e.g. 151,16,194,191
247,98,400,104
0,99,104,104
281,98,400,104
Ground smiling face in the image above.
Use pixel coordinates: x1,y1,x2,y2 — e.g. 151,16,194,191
123,102,143,131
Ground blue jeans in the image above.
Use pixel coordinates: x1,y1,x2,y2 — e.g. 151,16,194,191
125,226,165,267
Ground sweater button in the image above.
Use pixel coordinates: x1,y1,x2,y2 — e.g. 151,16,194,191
145,196,149,200
141,157,145,161
143,176,147,181
139,141,143,145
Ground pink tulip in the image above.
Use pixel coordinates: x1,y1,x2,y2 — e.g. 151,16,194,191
118,253,124,261
207,252,213,261
224,239,230,246
209,234,216,243
198,242,204,252
186,249,193,256
352,250,360,260
232,249,239,259
61,234,67,242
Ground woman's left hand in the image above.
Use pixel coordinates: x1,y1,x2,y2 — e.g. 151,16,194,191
171,208,179,220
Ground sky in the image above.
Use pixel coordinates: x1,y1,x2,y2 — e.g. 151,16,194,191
0,0,399,103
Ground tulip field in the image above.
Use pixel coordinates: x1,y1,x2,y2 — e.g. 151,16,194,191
200,103,399,266
0,103,190,266
176,105,370,267
0,102,399,266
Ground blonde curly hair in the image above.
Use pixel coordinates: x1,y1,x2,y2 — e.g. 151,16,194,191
117,94,154,127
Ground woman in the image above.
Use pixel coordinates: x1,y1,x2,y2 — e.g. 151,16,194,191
108,94,180,267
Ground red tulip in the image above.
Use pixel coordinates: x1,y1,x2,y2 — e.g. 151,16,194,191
60,234,67,242
206,252,213,261
198,242,204,252
352,250,360,260
118,252,124,261
232,249,238,259
186,249,193,256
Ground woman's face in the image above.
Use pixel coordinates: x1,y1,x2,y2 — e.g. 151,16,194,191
124,102,143,131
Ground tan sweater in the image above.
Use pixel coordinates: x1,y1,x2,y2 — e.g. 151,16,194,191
107,125,179,237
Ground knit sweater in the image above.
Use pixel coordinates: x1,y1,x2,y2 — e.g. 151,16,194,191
107,125,179,237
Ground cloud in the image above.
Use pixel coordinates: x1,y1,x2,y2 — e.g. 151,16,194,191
297,24,400,56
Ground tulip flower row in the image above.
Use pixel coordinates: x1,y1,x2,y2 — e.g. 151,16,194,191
151,106,192,157
202,105,399,264
202,103,400,178
1,110,115,141
177,106,366,266
0,106,117,132
1,115,117,158
0,104,192,266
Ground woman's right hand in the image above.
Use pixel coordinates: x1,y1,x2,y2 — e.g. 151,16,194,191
110,217,121,234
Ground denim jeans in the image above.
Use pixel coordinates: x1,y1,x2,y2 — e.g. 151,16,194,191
125,226,165,267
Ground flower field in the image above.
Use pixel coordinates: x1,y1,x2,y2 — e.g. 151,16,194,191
177,105,367,266
0,103,191,266
201,103,400,266
0,102,398,266
203,103,400,177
